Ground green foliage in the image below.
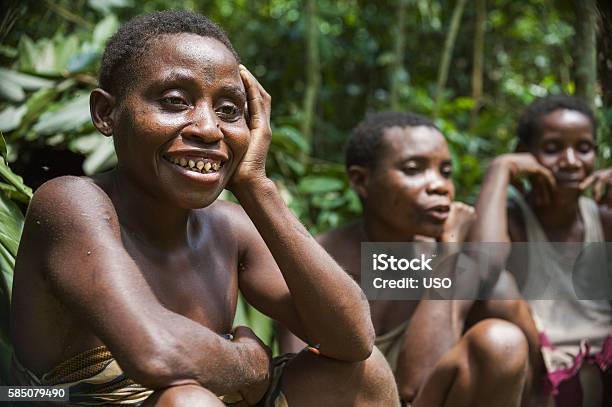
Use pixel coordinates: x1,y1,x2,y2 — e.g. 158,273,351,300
0,131,30,384
0,0,608,354
0,13,118,173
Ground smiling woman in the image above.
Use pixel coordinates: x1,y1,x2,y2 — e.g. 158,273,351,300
9,10,398,407
90,32,249,209
470,94,612,405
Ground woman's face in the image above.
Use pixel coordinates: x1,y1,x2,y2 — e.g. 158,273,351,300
362,126,455,239
111,33,250,208
530,109,596,190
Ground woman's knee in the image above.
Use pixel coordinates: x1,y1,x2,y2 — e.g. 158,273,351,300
464,318,529,378
282,347,399,406
359,346,399,403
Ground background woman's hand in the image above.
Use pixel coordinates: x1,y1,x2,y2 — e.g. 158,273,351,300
493,153,556,206
580,167,612,204
440,202,476,243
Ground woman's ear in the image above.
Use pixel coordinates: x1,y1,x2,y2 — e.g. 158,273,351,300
347,165,370,200
90,88,116,137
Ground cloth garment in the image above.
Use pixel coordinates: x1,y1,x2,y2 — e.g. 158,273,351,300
374,320,410,373
510,190,612,405
11,345,290,406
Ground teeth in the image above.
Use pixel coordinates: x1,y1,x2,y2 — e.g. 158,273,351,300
167,156,222,173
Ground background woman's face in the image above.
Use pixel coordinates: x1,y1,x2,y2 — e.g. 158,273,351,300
363,126,455,239
531,109,596,190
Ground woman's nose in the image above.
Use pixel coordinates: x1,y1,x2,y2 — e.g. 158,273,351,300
559,148,581,169
182,105,223,145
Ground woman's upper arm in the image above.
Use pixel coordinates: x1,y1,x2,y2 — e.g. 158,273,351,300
25,177,173,372
229,203,309,342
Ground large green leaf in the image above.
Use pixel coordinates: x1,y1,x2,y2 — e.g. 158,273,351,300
0,105,27,133
298,176,344,194
93,15,119,48
0,158,32,200
0,68,54,90
32,93,91,135
0,79,25,102
0,133,5,158
0,183,30,205
88,0,133,14
17,35,38,73
0,191,23,260
14,87,60,135
272,126,311,155
82,136,117,175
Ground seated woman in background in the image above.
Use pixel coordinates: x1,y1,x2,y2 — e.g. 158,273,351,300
470,94,612,406
280,111,541,407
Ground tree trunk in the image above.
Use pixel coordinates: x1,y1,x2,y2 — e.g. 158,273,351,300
574,0,598,109
390,0,407,110
434,0,468,118
471,0,486,126
302,0,320,155
597,0,612,107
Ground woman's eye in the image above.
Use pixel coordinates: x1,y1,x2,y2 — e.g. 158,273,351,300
543,142,560,154
402,166,420,175
441,166,453,178
577,142,594,154
161,97,187,106
217,104,241,119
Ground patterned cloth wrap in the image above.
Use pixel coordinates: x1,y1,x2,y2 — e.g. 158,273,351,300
10,346,291,406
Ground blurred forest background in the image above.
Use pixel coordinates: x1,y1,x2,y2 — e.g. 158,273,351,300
0,0,611,380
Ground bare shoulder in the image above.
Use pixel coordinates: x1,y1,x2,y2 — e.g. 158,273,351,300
29,175,115,218
23,176,120,246
205,199,250,231
202,199,258,250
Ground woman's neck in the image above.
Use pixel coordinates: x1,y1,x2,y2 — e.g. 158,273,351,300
110,168,193,249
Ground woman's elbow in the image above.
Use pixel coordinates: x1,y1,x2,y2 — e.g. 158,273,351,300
116,339,188,389
329,327,375,362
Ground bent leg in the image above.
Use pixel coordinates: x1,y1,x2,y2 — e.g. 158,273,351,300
281,346,399,407
414,319,528,407
141,384,226,407
467,300,546,405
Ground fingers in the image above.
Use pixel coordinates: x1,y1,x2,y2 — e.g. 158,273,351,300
580,170,612,202
532,166,555,207
239,65,271,130
579,173,597,192
594,178,605,202
536,166,556,191
451,202,476,221
233,325,256,340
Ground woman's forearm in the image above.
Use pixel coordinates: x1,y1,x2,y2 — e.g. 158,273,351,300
233,177,374,361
